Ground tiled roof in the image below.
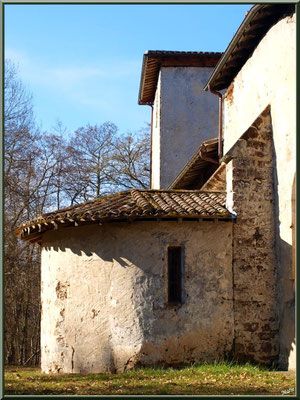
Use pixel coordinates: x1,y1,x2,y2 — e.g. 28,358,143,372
168,138,219,190
16,189,232,243
142,50,222,57
138,50,222,105
204,4,295,91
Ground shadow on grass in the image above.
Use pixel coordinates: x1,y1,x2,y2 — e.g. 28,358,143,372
4,363,295,396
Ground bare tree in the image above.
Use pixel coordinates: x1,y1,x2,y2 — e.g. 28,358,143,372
110,126,150,190
4,59,34,134
4,60,41,365
65,122,118,203
4,62,70,365
4,60,151,366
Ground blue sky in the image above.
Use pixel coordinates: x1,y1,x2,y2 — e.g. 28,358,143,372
5,4,252,136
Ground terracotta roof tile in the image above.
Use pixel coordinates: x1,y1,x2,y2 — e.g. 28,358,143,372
16,189,232,243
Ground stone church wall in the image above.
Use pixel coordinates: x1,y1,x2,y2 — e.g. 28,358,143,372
41,220,233,374
223,13,296,370
226,107,279,366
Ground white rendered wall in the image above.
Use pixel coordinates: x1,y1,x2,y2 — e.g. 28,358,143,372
151,67,219,189
151,72,161,189
223,14,296,370
41,220,233,374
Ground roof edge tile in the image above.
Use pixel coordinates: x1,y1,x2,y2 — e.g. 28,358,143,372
16,189,232,242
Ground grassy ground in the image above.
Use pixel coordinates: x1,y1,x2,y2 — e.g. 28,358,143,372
5,362,295,396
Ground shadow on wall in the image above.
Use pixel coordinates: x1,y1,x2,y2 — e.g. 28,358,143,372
273,136,295,370
43,238,154,275
41,222,195,272
43,240,156,273
40,222,234,372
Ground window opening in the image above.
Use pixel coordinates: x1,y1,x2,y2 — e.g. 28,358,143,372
167,246,182,304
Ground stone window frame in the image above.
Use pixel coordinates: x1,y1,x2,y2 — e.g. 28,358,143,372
164,243,185,307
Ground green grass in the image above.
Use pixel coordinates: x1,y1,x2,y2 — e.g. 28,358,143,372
5,361,296,396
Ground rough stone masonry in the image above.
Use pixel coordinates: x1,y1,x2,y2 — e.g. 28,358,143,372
226,106,279,366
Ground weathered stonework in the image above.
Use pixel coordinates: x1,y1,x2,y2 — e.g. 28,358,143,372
201,163,226,191
41,220,233,374
225,108,279,366
222,13,296,370
16,7,295,375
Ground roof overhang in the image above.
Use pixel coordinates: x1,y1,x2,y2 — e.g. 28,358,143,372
204,4,296,92
168,138,219,190
138,50,223,105
16,189,233,244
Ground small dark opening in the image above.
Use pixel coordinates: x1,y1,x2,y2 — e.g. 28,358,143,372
168,246,182,304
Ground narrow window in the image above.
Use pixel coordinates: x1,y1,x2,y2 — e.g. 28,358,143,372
167,246,182,304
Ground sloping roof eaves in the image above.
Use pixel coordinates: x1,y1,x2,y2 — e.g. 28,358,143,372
204,4,295,92
168,138,219,190
16,189,233,243
139,50,223,105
